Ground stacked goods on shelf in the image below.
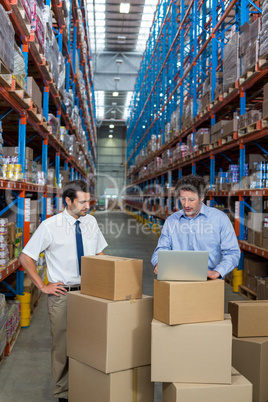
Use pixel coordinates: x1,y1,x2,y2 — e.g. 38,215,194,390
5,299,21,349
0,4,14,72
246,212,268,249
152,279,252,401
67,256,154,401
30,0,45,54
259,0,268,56
196,128,210,148
13,44,26,89
0,294,7,358
30,199,41,234
223,32,240,93
7,222,16,261
240,19,261,76
263,83,268,118
229,301,268,402
2,147,33,181
27,77,42,112
0,219,9,268
215,164,249,191
242,254,268,297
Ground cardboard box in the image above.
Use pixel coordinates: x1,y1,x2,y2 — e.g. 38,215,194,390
247,228,255,244
229,300,268,337
257,279,268,300
67,292,153,373
8,243,14,260
153,279,224,325
27,77,42,111
2,146,33,161
255,231,263,248
222,119,239,138
263,238,268,250
69,359,154,402
263,99,268,118
7,222,15,244
81,255,143,301
162,368,252,402
151,316,232,384
30,200,40,223
247,213,268,232
263,227,268,239
232,336,268,402
243,272,257,293
243,254,268,277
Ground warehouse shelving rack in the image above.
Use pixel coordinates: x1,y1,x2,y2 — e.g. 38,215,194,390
125,0,268,272
0,0,97,295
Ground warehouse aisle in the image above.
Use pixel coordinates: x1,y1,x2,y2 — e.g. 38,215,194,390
0,211,243,402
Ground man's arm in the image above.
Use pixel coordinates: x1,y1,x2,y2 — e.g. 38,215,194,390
151,220,172,274
96,251,105,255
212,215,241,278
19,253,67,296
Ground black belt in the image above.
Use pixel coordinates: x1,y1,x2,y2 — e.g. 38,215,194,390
64,285,81,292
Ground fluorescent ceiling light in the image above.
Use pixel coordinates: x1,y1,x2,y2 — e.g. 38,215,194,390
120,3,130,13
109,124,115,128
108,134,113,138
113,92,119,97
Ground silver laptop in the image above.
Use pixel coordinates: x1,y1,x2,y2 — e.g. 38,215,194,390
157,250,209,281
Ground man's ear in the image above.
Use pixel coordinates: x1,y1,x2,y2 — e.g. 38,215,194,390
65,196,71,207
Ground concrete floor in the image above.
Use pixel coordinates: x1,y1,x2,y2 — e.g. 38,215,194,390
0,211,244,402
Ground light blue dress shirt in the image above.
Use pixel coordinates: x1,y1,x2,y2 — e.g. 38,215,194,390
151,203,241,278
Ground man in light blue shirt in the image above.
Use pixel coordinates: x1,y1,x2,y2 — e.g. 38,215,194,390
151,174,240,279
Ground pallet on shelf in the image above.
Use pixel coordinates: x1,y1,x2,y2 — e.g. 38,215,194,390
238,120,262,137
29,33,44,64
259,51,268,69
28,101,42,123
8,78,31,109
4,325,21,356
210,93,223,109
223,82,238,99
239,64,259,85
0,60,12,88
221,132,238,144
238,285,257,300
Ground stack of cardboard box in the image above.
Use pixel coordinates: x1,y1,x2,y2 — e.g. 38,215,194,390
152,279,252,401
229,300,268,402
67,255,154,402
243,254,268,296
30,200,41,234
247,212,268,249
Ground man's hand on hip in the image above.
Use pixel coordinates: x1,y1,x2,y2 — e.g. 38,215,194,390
41,282,67,296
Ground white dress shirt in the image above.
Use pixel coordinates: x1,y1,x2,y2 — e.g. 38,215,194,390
22,209,108,285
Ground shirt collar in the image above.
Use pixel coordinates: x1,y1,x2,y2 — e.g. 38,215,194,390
62,208,85,226
177,202,208,220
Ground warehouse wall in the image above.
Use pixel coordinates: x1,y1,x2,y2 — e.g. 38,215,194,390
96,125,126,197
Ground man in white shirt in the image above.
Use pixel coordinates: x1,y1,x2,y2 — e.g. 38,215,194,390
20,180,108,402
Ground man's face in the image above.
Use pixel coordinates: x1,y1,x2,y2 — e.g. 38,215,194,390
179,190,203,218
65,191,91,218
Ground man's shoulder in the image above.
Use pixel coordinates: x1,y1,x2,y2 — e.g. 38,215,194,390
206,206,230,220
41,212,64,227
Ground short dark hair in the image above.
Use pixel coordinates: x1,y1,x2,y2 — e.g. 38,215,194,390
63,180,90,202
175,174,207,199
